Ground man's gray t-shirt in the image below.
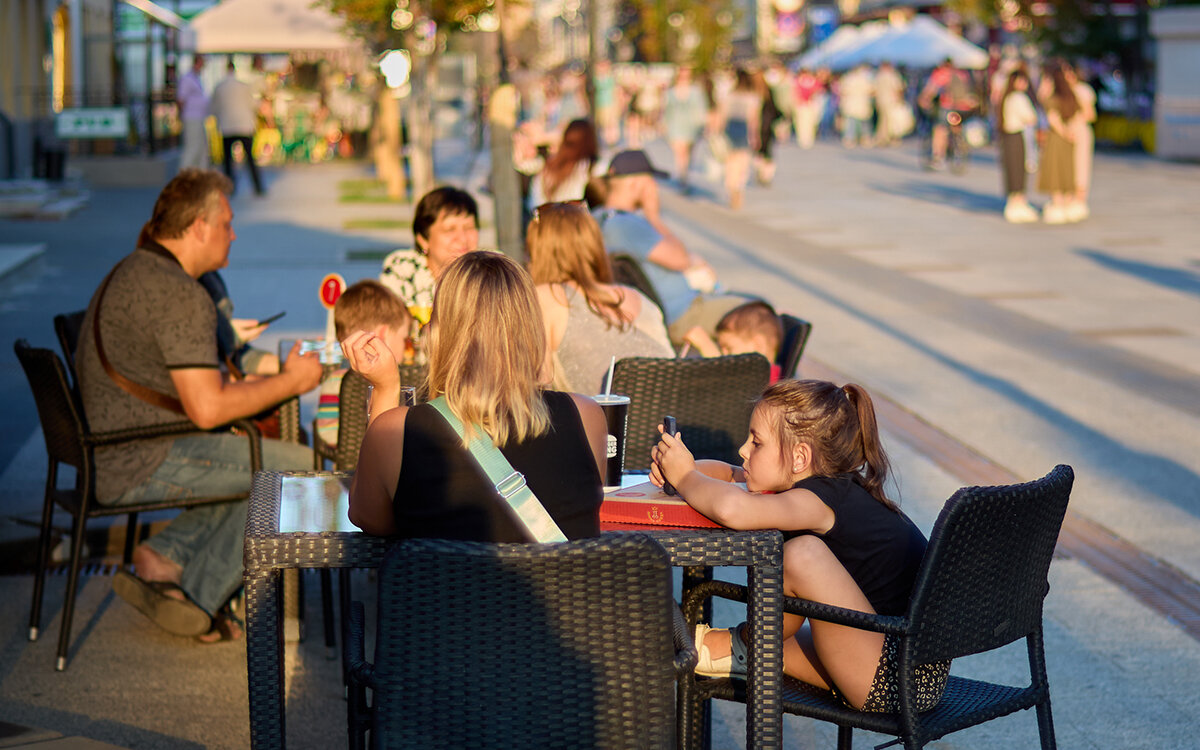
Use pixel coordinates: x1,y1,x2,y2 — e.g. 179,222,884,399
77,244,219,501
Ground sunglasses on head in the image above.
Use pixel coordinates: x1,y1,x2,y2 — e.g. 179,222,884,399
532,199,588,222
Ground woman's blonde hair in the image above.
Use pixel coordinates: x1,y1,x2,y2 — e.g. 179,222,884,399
424,251,550,446
526,202,629,329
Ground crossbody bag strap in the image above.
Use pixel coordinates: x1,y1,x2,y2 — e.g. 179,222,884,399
92,263,187,415
428,396,567,544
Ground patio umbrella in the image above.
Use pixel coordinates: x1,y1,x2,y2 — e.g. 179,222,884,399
186,0,357,53
831,16,989,71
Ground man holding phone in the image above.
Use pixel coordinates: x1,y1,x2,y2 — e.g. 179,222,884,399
76,169,322,641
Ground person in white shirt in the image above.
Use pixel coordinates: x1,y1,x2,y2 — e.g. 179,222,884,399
997,68,1040,223
209,60,264,196
838,65,875,148
177,56,209,170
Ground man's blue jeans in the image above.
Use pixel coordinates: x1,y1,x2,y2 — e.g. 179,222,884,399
104,433,312,615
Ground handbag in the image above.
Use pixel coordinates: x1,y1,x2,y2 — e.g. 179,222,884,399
428,396,567,544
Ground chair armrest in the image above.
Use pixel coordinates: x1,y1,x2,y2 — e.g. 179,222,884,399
672,604,698,676
278,396,302,444
86,418,263,473
343,600,375,690
688,579,908,636
782,597,908,636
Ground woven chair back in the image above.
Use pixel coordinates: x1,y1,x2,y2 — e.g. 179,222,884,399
53,310,86,385
906,464,1074,664
332,370,372,469
369,534,678,749
609,253,666,314
612,353,771,472
15,340,88,471
778,314,813,379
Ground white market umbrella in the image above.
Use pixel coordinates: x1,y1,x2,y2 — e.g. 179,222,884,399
833,16,989,71
796,22,889,70
188,0,357,53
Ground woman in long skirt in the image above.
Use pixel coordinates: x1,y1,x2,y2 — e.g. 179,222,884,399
1037,62,1082,224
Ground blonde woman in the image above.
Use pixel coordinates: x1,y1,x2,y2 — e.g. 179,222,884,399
527,202,674,394
344,251,608,542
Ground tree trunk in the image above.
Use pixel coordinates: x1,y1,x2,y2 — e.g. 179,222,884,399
405,36,437,200
373,85,406,200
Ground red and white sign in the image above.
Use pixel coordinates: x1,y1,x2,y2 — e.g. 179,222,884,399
319,273,346,309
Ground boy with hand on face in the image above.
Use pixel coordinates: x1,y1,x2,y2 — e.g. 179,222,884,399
682,300,786,382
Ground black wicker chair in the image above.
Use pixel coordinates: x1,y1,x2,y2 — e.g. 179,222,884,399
344,534,696,750
680,465,1075,750
53,310,86,392
609,252,666,314
611,353,771,473
14,339,262,671
778,314,813,379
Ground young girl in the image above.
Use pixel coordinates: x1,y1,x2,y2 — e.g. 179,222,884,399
650,379,949,712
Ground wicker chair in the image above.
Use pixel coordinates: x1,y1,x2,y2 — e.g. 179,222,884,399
778,314,813,379
14,340,262,671
344,534,695,749
53,310,86,392
609,252,666,314
611,353,771,473
680,465,1075,750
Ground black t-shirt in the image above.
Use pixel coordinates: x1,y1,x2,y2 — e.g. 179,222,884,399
785,474,928,616
393,390,603,542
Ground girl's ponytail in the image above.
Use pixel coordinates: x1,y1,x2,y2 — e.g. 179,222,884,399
843,384,895,511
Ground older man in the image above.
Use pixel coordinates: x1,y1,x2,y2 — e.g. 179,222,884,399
593,149,752,347
76,169,321,640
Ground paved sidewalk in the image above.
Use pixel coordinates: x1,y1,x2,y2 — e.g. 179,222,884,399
1,133,1198,748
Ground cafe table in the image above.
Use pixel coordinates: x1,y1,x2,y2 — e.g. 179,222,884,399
243,470,784,750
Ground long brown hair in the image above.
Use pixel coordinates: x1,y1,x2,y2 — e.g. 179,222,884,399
1044,60,1079,122
526,202,629,329
541,119,598,200
424,251,550,447
756,379,896,510
998,66,1031,134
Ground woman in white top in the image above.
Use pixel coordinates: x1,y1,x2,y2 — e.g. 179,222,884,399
525,119,599,211
998,68,1040,223
526,202,674,394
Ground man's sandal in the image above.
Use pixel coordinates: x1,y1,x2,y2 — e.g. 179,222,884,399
112,569,211,637
197,602,244,644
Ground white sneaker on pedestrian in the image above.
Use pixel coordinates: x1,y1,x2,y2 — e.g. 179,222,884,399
694,623,749,678
1004,201,1039,224
1066,202,1089,222
1043,205,1069,225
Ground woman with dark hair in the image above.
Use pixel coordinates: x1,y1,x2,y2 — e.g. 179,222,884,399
998,67,1039,223
526,118,600,210
344,251,608,542
1037,62,1083,224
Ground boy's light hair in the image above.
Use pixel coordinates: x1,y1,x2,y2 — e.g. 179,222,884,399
717,301,784,359
334,280,412,340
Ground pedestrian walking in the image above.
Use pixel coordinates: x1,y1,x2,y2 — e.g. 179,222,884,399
719,69,761,210
177,55,210,170
663,67,708,193
872,62,906,147
838,64,875,148
792,68,824,149
210,59,265,196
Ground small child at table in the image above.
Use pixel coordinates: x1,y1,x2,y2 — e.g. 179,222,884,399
682,300,785,382
650,379,948,713
315,280,413,448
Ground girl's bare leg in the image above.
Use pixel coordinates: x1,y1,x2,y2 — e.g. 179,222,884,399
699,535,884,707
781,535,885,708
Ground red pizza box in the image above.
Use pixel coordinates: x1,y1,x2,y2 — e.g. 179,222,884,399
601,480,722,529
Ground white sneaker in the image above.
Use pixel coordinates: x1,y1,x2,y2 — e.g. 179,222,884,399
694,623,749,678
1004,202,1039,224
1066,202,1089,222
1043,205,1068,225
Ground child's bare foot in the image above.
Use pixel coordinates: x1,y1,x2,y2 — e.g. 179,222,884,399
694,622,749,677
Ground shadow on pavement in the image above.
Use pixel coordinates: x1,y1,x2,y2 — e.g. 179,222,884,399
1077,248,1200,300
